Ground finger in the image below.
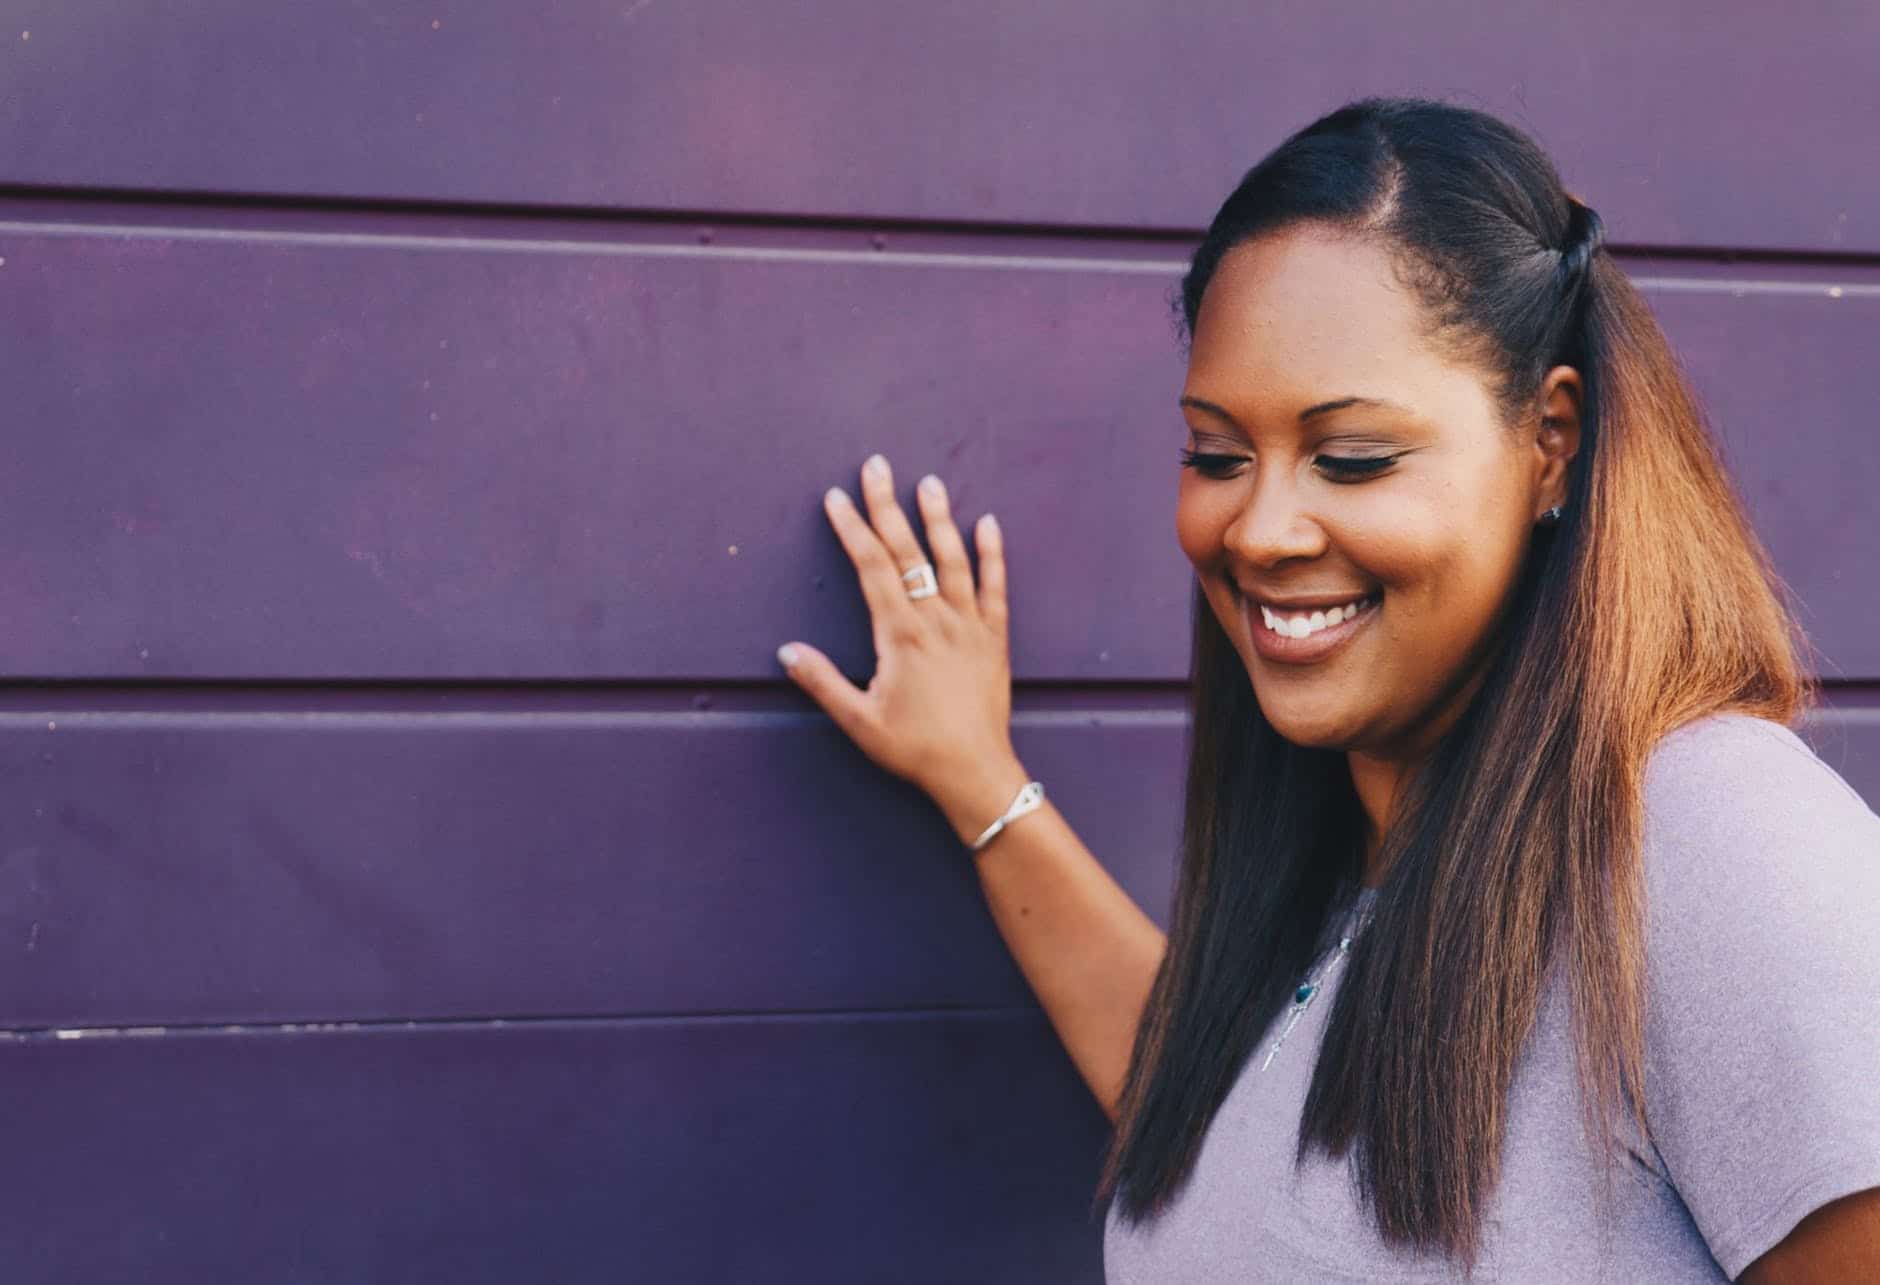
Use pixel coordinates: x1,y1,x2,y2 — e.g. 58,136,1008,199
857,454,933,582
777,641,874,743
913,473,977,615
975,513,1008,642
824,485,915,627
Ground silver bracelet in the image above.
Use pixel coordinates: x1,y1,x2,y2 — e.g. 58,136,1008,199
969,781,1046,854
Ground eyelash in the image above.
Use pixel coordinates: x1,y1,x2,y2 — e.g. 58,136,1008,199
1177,449,1402,482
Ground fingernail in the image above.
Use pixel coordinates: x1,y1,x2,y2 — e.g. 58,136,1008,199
825,486,848,508
918,474,943,500
863,454,887,479
980,512,1000,536
777,643,801,669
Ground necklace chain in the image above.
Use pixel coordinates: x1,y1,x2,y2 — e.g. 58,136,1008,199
1258,902,1373,1073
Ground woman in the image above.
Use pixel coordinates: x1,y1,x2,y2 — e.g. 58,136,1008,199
774,99,1880,1281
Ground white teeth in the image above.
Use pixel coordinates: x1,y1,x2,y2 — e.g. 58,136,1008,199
1258,595,1373,638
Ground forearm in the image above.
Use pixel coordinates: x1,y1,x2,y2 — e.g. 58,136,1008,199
933,760,1169,1124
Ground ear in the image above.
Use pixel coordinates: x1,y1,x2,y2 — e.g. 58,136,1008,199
1533,365,1583,520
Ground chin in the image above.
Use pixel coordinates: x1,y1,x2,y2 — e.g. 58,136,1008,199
1251,693,1368,751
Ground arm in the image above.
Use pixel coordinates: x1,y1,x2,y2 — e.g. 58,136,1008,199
930,761,1167,1122
778,454,1164,1122
1739,1186,1880,1285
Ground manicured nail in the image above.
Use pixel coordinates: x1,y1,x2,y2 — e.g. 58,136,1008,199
825,486,848,508
777,643,801,669
979,512,999,536
918,474,943,500
863,454,887,479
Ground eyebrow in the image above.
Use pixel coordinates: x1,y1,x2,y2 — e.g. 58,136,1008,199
1179,394,1410,425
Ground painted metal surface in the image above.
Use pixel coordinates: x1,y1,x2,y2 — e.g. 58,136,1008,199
1,225,1875,680
1,6,1876,1281
2,2,1877,252
0,1014,1111,1282
0,707,1186,1027
1,697,1873,1035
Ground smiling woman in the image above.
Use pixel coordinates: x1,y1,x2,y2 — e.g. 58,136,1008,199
1172,226,1580,773
776,97,1880,1283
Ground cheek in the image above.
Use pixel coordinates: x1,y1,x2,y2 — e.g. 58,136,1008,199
1368,495,1528,656
1173,479,1231,567
1322,498,1448,601
1173,485,1251,649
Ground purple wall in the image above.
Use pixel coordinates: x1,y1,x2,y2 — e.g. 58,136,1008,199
2,5,1877,1280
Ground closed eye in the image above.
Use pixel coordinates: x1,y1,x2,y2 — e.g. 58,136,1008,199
1177,448,1247,479
1315,454,1402,482
1180,449,1403,481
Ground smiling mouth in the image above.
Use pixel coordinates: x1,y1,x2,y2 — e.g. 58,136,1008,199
1255,592,1382,639
1241,590,1382,667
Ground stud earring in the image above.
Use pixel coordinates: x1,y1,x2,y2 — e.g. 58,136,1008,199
1539,506,1565,526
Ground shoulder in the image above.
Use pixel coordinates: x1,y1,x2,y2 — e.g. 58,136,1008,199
1640,711,1878,897
1644,709,1871,816
1636,709,1880,1017
1635,707,1880,1025
1633,711,1880,1279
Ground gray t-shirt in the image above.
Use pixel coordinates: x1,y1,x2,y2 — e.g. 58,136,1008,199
1103,712,1880,1282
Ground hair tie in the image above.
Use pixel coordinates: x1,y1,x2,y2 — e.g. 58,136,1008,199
1559,197,1606,285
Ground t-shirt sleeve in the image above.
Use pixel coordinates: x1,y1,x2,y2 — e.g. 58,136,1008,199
1639,713,1880,1281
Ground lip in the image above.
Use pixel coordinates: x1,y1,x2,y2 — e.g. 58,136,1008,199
1243,591,1380,666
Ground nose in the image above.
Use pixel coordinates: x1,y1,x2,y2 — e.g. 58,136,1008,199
1221,466,1329,569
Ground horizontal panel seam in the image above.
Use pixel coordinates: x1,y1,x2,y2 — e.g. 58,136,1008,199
5,696,1879,720
5,189,1880,268
5,220,1880,296
3,691,1878,717
0,1004,1047,1042
0,708,1193,729
1629,274,1880,299
0,219,1186,274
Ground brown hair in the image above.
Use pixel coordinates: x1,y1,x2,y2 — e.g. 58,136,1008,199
1094,98,1809,1269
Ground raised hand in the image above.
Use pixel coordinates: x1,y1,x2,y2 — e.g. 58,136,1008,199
777,453,1024,821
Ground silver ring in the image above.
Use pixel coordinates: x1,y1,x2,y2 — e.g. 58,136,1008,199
902,562,939,600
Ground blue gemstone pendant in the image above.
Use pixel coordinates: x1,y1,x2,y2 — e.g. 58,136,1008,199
1261,930,1362,1073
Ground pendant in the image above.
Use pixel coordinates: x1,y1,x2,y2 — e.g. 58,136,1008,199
1258,934,1354,1073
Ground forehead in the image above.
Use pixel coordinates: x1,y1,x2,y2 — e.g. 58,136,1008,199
1185,226,1480,418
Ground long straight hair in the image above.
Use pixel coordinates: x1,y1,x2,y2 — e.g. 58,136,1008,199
1094,98,1808,1268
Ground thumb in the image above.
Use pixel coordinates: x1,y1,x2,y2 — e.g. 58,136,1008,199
777,642,870,739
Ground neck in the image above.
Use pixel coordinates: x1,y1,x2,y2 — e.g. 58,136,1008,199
1346,644,1503,887
1346,749,1402,888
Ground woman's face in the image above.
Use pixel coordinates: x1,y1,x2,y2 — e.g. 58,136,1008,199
1175,225,1572,761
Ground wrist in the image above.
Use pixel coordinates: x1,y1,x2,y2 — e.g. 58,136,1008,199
930,755,1035,850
